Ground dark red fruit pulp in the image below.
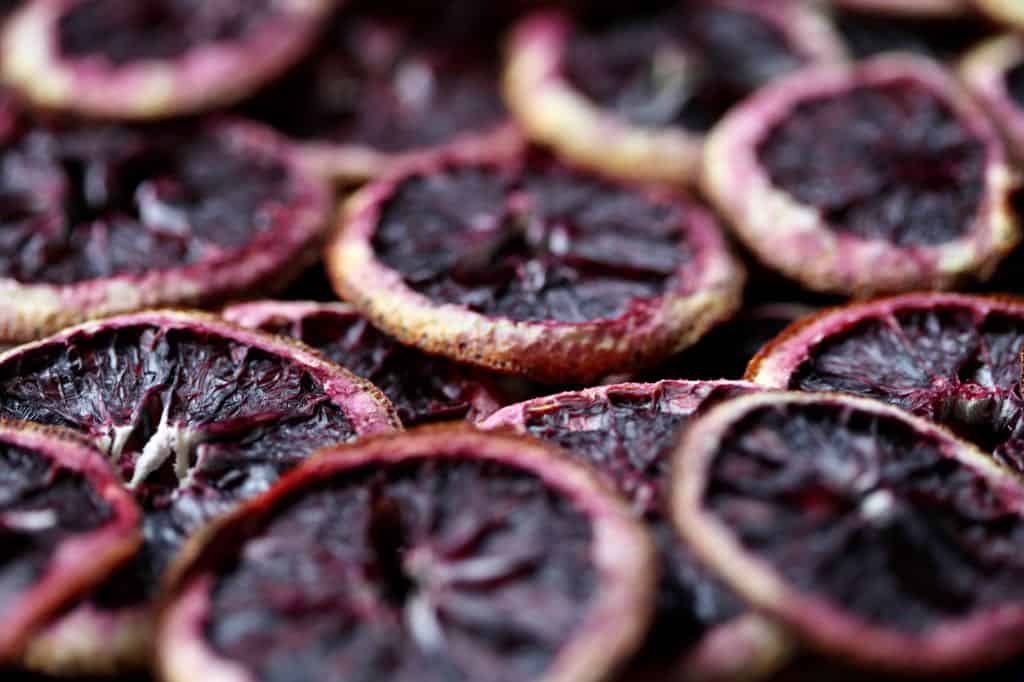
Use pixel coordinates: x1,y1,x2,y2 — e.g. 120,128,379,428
705,401,1024,633
758,82,985,246
373,161,689,323
206,458,596,682
521,384,753,662
832,10,992,61
247,2,505,153
1006,62,1024,111
564,4,807,132
57,0,276,64
0,323,356,606
789,306,1024,472
0,105,292,285
250,308,494,425
0,442,111,606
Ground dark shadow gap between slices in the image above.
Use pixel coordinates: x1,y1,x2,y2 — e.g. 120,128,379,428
157,426,655,682
479,380,791,682
960,34,1024,162
0,310,400,675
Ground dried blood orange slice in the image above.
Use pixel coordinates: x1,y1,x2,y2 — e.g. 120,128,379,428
673,391,1024,674
0,310,399,674
703,56,1019,296
328,147,745,384
0,97,331,345
479,380,791,682
641,303,815,381
746,293,1024,475
158,426,655,682
223,300,504,426
244,1,518,183
975,0,1024,30
1,0,337,119
961,35,1024,161
503,1,846,185
0,421,139,666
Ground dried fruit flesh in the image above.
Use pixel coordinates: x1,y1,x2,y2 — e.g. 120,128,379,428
1,0,337,118
224,301,503,426
329,147,745,383
747,294,1024,476
480,381,790,681
702,57,1018,296
674,391,1024,674
0,94,330,343
245,0,512,181
0,422,139,665
373,161,687,322
758,81,984,246
158,427,655,682
2,310,398,673
564,3,808,133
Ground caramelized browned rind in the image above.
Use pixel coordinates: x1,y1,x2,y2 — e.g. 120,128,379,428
0,121,333,345
327,146,746,384
0,421,141,667
503,2,847,186
974,0,1024,29
702,56,1019,297
1,0,339,119
673,391,1024,676
158,425,657,682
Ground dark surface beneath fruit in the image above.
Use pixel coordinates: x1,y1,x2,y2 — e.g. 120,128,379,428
206,457,596,682
521,383,752,668
0,442,111,608
642,304,812,381
246,1,506,153
832,10,992,61
373,159,690,323
1007,62,1024,112
758,82,985,246
250,307,495,426
0,322,355,608
706,401,1024,633
564,3,807,132
0,99,293,286
790,305,1024,473
58,0,277,64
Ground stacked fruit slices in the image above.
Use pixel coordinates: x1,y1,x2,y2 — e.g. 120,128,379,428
3,1,1024,681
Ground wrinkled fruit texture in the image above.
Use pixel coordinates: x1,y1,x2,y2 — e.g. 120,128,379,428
58,0,277,64
0,321,358,608
374,158,690,323
0,441,111,610
494,382,755,667
231,304,498,425
564,3,807,132
786,304,1024,473
757,82,985,247
704,400,1024,634
206,457,596,682
247,1,506,153
0,95,295,285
